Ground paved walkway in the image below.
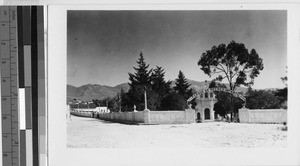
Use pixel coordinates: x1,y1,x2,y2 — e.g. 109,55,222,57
67,115,287,148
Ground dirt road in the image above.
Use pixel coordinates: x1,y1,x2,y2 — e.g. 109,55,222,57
67,115,287,148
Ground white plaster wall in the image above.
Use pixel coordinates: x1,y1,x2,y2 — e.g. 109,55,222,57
239,108,287,123
150,111,186,124
134,112,144,122
96,109,195,124
70,110,93,117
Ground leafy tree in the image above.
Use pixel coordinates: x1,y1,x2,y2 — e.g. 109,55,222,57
92,99,101,107
120,89,132,112
198,41,264,120
108,97,119,112
92,97,118,112
151,66,172,109
210,81,243,117
245,88,281,109
275,87,287,109
276,67,287,109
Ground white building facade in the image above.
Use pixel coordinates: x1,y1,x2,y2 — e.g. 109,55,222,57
195,89,218,122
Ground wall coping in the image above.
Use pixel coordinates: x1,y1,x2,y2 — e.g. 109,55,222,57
247,109,286,112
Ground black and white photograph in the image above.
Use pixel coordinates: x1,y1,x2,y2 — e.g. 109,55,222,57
66,10,288,149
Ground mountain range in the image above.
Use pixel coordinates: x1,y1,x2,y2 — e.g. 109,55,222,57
67,79,248,103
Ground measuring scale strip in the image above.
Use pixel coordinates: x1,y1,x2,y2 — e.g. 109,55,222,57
1,6,19,166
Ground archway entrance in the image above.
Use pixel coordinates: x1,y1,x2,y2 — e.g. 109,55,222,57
204,108,210,120
197,112,201,121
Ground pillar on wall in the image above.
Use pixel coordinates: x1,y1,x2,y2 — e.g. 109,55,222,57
143,109,150,124
210,105,215,120
185,108,196,123
201,109,205,121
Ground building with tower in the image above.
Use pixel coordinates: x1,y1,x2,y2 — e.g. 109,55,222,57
194,89,218,122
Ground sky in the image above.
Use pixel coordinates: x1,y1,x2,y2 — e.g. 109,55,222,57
67,10,287,89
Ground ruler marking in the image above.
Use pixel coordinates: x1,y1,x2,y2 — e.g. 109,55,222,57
1,6,19,166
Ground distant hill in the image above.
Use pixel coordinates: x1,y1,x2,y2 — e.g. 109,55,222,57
67,83,130,103
67,79,248,103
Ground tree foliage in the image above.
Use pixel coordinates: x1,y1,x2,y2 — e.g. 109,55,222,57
276,66,287,109
125,52,154,111
174,71,191,98
172,70,196,109
151,66,172,109
210,81,243,117
198,41,263,120
121,52,196,111
92,97,119,112
123,52,172,111
245,88,281,109
275,87,287,109
198,41,264,91
161,92,187,110
128,52,153,88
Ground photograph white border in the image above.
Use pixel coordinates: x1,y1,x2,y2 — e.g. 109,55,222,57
48,4,300,166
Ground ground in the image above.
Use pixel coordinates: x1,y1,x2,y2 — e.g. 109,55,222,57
67,115,287,148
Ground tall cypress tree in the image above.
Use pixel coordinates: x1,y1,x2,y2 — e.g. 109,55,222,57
128,52,152,88
172,70,196,109
174,70,192,100
126,52,157,111
152,66,171,97
151,66,172,109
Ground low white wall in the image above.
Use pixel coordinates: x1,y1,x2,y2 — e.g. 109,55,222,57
96,111,145,124
149,109,195,124
239,107,287,123
70,109,93,117
96,109,195,124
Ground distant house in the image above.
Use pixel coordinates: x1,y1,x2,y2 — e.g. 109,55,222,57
94,107,110,113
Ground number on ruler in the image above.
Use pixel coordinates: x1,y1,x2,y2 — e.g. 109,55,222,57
12,92,18,97
3,116,7,120
2,97,7,101
1,41,7,45
11,9,16,21
1,60,7,64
